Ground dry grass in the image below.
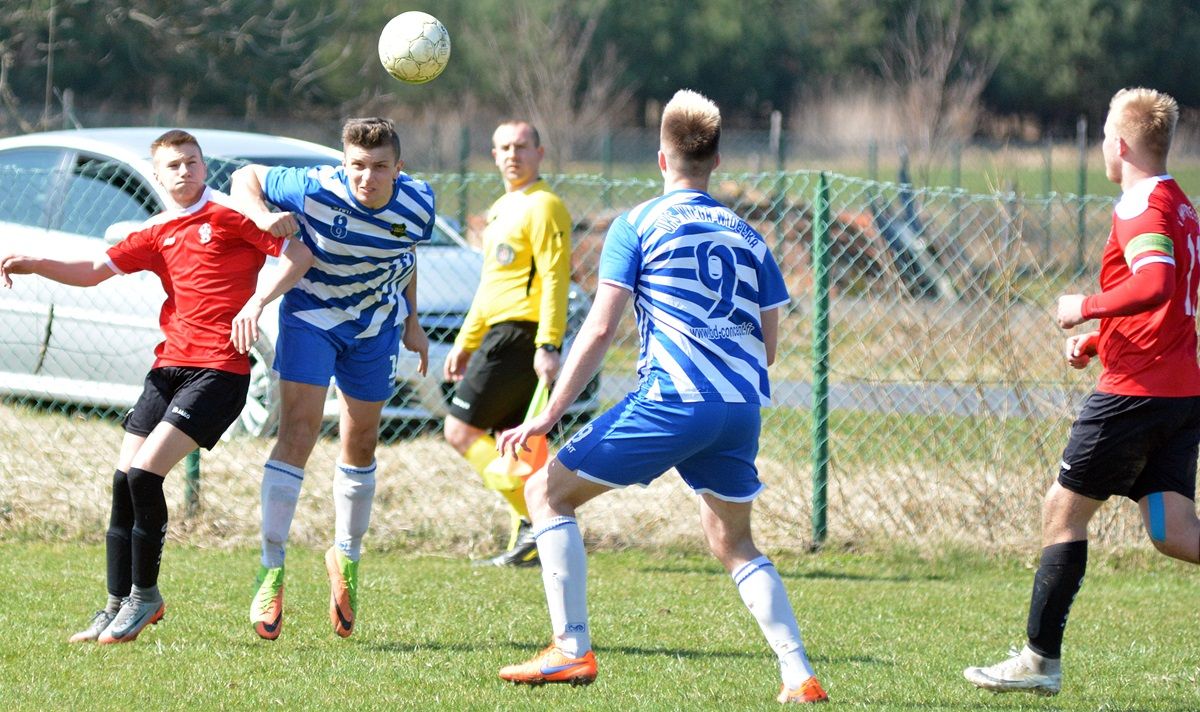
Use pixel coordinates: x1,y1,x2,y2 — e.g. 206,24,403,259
1,399,1152,557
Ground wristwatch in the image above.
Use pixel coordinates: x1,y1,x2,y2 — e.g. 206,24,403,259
537,343,560,353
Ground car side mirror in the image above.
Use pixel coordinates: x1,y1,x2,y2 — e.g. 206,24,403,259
104,220,143,245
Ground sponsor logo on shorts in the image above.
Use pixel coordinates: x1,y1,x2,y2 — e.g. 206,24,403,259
451,396,472,409
171,406,192,420
1059,460,1071,471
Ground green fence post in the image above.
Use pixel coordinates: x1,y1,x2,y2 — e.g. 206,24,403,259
602,130,613,209
458,124,470,230
811,172,831,549
184,449,200,516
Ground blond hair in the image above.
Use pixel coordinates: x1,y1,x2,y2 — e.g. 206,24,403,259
1109,87,1178,163
660,89,721,177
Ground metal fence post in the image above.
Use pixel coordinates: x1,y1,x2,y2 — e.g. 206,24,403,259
184,449,200,516
811,172,831,548
1074,115,1089,275
458,124,470,230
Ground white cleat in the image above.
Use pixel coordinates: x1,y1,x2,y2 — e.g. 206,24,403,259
964,645,1061,696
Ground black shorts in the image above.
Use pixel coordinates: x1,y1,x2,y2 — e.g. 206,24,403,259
123,367,251,450
447,321,539,431
1057,392,1200,502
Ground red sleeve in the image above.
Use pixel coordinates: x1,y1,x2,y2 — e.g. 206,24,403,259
220,209,284,257
105,225,158,274
1082,261,1174,318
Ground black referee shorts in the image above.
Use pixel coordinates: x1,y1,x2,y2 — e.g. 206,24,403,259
447,321,539,431
1057,392,1200,502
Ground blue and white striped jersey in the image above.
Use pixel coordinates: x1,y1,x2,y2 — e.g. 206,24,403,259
599,189,789,404
264,165,435,338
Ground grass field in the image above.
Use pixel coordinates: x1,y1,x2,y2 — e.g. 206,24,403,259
3,543,1197,711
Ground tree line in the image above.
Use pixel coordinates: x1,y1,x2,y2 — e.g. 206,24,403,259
2,0,1197,138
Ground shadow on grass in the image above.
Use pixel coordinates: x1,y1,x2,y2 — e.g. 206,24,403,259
635,561,951,584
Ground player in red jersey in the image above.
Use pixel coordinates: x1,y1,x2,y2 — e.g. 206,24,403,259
0,129,312,645
965,88,1200,696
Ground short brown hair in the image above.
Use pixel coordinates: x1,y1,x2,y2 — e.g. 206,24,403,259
494,120,541,148
150,129,201,156
1109,87,1178,163
342,117,401,160
660,89,721,177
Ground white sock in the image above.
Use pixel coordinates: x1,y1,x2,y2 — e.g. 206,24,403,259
534,516,590,657
260,460,304,569
333,461,376,561
732,556,815,688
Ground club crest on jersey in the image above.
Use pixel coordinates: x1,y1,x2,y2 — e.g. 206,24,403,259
390,223,408,237
495,243,516,265
199,223,213,244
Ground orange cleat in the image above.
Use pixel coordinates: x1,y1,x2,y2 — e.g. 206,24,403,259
778,677,829,704
499,644,598,686
325,547,358,638
250,565,285,641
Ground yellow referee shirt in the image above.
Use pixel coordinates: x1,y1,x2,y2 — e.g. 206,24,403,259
455,179,572,351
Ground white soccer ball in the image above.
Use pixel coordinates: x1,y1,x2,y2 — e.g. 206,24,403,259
378,11,451,85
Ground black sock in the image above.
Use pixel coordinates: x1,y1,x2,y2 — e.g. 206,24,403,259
127,467,168,590
1026,540,1088,658
105,469,134,604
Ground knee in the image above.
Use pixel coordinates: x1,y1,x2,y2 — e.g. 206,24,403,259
442,417,472,453
524,469,553,522
1150,533,1200,564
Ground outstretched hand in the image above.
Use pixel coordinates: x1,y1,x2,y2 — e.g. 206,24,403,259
496,412,556,460
0,254,31,288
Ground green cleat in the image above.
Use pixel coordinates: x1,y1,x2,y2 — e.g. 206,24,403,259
325,548,358,638
250,565,285,641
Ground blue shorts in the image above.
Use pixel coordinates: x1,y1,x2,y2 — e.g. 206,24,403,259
274,313,400,403
556,393,764,502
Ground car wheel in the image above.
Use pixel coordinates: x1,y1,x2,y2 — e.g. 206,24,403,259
224,339,279,438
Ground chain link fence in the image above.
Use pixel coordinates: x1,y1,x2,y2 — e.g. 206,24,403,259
0,160,1152,555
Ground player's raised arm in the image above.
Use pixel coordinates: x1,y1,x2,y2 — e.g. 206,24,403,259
231,164,299,237
0,253,115,289
230,239,314,354
497,282,629,459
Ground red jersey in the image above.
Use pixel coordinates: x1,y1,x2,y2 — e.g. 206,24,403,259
105,188,285,375
1093,176,1200,396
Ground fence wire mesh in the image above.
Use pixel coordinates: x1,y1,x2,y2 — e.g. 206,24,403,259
0,160,1155,554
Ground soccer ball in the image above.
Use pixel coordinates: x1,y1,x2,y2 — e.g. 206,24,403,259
378,11,451,85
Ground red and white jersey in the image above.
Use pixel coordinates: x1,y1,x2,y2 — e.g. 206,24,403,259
105,188,285,374
1095,175,1200,396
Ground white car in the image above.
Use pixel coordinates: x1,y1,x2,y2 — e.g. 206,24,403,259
0,128,596,436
